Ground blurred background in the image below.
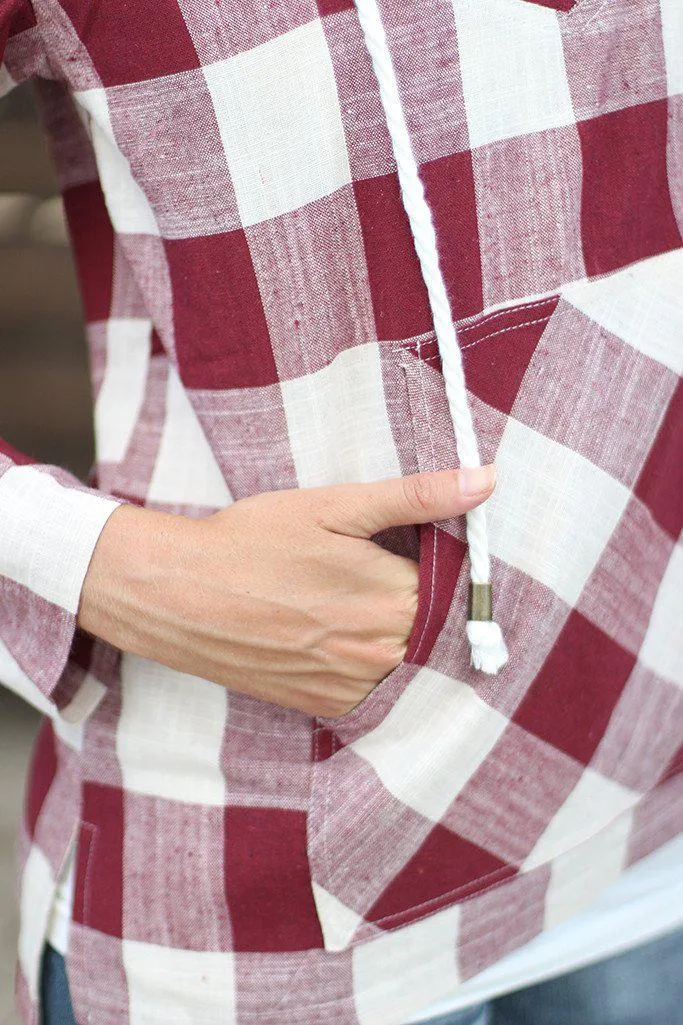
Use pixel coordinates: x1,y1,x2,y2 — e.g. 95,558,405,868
0,82,94,1024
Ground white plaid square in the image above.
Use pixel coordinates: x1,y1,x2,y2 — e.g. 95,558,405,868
638,543,683,689
543,810,633,931
453,0,575,149
203,19,351,227
312,883,364,953
74,88,160,236
94,319,151,463
351,667,509,822
280,343,402,487
352,904,461,1025
562,249,683,375
0,465,121,612
524,768,639,871
18,846,55,1000
122,940,237,1024
487,417,631,608
661,0,683,96
117,654,228,805
147,365,233,507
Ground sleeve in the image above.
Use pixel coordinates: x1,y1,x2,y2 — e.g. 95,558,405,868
0,444,125,724
1,3,128,724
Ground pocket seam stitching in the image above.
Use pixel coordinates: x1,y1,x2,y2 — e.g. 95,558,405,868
457,296,557,335
403,356,441,664
460,314,553,353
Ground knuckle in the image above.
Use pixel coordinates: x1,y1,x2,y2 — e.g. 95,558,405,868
403,473,438,513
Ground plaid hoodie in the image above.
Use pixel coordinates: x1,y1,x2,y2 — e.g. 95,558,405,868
1,0,682,1022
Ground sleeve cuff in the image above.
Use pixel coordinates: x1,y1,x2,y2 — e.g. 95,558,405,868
0,464,124,719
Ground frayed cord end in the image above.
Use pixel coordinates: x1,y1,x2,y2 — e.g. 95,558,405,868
466,620,509,675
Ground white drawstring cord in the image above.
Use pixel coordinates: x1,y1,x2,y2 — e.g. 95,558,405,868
353,0,509,673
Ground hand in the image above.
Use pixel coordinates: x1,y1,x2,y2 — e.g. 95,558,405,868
77,466,496,717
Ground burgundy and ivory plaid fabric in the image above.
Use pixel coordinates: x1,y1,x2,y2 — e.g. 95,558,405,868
1,0,682,1022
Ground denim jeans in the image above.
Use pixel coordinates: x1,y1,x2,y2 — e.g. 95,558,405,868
40,945,77,1025
41,926,683,1025
418,926,683,1025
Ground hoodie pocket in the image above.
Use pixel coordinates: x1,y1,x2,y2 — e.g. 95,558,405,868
311,335,466,740
307,334,512,952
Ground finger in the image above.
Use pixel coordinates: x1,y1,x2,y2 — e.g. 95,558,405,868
317,465,496,538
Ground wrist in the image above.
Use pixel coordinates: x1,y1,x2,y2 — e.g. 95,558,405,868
76,502,191,654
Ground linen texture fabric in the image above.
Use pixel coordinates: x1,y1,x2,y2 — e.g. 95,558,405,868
0,0,682,1022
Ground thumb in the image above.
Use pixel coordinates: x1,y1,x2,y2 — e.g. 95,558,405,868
317,465,497,538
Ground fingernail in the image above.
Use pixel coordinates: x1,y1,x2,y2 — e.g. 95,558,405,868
458,464,496,498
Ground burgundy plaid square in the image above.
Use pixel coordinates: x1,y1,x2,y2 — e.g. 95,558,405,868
1,7,47,85
316,0,355,17
365,825,515,934
73,783,124,938
58,0,201,86
529,0,576,8
635,378,683,540
460,297,559,415
421,151,483,320
224,806,323,951
62,181,115,322
513,610,636,766
5,1,36,35
164,232,276,389
25,721,57,842
353,173,432,340
578,99,682,276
